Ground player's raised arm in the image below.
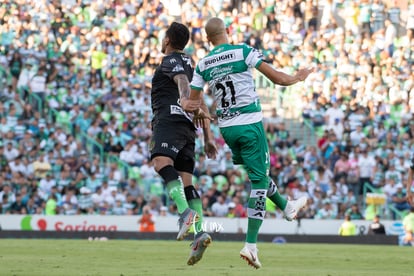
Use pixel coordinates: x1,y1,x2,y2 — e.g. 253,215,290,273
257,62,314,86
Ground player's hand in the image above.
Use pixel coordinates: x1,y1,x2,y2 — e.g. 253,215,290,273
204,139,217,159
180,98,201,112
193,109,213,128
295,67,314,81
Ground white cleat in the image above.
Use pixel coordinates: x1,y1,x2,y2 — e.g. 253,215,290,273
240,246,262,269
283,196,307,221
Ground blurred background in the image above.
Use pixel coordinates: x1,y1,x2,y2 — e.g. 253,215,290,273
0,0,413,224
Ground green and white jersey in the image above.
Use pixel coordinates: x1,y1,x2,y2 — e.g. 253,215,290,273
191,43,264,128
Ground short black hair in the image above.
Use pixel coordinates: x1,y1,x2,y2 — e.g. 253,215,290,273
166,22,190,50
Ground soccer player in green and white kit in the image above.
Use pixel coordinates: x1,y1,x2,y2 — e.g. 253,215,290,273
181,17,314,269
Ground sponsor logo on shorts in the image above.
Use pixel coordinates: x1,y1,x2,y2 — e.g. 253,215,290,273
170,146,179,153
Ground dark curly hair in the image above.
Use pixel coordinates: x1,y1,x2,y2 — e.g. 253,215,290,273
165,22,190,50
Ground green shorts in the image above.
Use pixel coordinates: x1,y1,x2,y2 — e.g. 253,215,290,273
220,121,269,182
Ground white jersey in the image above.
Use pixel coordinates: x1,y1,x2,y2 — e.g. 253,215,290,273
191,43,264,128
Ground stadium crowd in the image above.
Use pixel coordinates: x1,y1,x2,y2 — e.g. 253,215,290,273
0,0,413,222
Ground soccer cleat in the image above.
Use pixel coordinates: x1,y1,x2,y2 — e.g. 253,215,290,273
283,196,307,221
187,232,212,265
177,208,198,241
240,246,261,269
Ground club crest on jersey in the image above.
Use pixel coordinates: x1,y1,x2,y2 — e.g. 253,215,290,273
169,58,177,64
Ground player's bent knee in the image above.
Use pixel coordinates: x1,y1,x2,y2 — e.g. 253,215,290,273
158,165,180,184
152,156,174,172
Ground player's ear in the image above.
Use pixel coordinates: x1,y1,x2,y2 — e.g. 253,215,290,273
226,28,230,35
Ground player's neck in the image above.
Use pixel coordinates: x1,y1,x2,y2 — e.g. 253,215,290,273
165,47,183,55
212,36,229,47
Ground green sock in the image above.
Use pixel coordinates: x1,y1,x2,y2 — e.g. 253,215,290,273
268,191,287,210
246,210,263,243
167,180,189,214
246,182,267,243
267,178,288,210
188,198,203,234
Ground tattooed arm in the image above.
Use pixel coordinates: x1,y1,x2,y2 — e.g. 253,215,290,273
174,74,191,100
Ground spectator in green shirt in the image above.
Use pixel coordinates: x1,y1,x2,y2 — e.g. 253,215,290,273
45,194,58,215
402,206,414,246
338,214,357,236
90,44,107,88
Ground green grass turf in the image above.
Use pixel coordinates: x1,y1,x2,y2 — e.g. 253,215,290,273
0,239,412,276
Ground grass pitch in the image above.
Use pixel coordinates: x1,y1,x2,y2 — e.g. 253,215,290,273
0,239,412,276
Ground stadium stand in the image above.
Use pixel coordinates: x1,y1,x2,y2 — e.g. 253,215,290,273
0,0,413,221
